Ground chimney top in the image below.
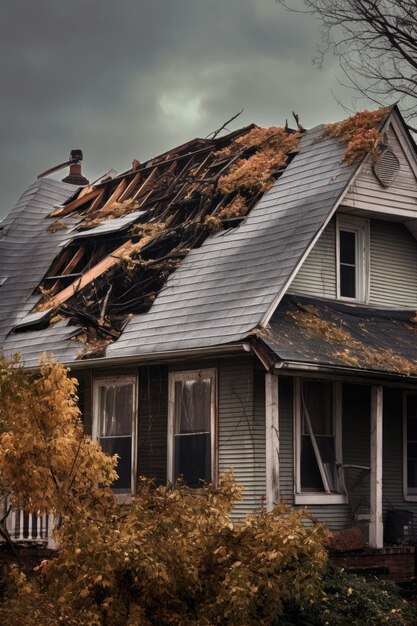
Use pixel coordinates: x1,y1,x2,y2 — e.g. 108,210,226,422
62,149,89,186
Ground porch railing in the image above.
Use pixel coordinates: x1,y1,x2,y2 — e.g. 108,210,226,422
5,509,56,543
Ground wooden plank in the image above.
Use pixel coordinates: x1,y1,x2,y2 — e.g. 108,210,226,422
132,167,159,201
265,372,280,511
51,188,102,217
369,385,383,549
99,179,128,214
41,240,133,309
118,172,141,203
87,189,105,213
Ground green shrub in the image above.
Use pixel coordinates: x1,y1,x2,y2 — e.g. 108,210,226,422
280,562,417,626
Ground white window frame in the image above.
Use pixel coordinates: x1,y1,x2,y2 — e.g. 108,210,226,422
294,378,347,505
336,215,370,303
403,391,417,502
167,368,217,487
92,375,138,497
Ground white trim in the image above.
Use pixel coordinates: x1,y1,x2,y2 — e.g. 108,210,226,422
369,385,383,549
336,214,370,303
295,494,347,505
389,112,417,181
167,368,217,487
92,374,138,496
294,378,346,504
265,372,280,511
403,391,417,500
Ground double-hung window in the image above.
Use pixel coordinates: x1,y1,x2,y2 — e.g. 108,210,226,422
404,393,417,500
168,369,216,488
93,376,137,495
336,215,369,303
294,378,345,504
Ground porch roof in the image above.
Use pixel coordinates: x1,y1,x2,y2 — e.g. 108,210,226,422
261,295,417,378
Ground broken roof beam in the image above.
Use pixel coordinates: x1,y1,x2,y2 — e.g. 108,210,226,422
36,240,133,310
50,188,102,217
97,178,128,216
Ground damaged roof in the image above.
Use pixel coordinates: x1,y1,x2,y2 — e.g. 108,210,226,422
262,295,417,378
0,107,404,368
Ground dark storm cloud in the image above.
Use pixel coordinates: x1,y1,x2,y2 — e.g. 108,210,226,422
0,0,349,217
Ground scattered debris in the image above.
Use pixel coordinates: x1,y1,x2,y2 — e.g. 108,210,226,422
322,108,388,164
28,122,301,357
288,304,417,376
47,220,68,234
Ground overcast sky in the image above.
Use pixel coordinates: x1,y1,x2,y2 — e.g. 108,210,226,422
0,0,359,218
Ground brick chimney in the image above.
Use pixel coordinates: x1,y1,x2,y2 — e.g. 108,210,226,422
62,149,89,185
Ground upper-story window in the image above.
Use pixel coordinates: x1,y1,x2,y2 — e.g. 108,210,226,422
336,215,369,303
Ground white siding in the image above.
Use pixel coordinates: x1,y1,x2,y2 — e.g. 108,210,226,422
288,220,336,298
344,123,417,215
289,217,417,309
218,359,266,517
369,220,417,308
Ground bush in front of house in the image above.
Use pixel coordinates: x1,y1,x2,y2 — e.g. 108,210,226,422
280,562,417,626
0,474,330,625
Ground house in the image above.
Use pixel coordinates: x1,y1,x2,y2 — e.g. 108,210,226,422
1,106,417,579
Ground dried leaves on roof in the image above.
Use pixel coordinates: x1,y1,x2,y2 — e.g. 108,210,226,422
27,123,301,357
288,304,417,376
322,108,389,164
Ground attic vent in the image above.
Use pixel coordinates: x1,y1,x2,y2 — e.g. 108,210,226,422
373,148,400,187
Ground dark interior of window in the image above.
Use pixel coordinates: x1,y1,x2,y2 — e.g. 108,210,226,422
339,229,356,298
98,383,134,492
301,381,336,492
407,395,417,491
174,378,211,487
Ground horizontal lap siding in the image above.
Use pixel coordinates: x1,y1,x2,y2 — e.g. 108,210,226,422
382,388,417,519
344,124,417,215
253,368,266,506
138,365,168,485
288,220,336,298
369,221,417,308
218,359,262,517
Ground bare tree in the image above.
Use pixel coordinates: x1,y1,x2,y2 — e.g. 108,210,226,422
279,1,417,130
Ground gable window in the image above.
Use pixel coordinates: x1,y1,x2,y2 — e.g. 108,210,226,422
168,369,216,488
93,376,137,495
403,393,417,500
294,378,346,504
336,215,369,302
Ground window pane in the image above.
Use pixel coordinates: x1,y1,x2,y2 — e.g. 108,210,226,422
99,383,133,437
407,417,417,442
100,436,132,490
301,436,324,491
175,379,211,434
175,433,211,487
340,265,356,298
340,230,356,265
316,436,336,491
408,460,417,490
408,396,417,418
302,382,333,435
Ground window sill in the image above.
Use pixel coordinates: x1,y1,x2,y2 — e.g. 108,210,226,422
115,493,133,505
403,495,417,503
295,493,348,505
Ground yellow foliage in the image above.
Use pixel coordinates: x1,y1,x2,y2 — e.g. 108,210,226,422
322,108,388,164
0,354,117,515
218,127,300,195
0,471,329,626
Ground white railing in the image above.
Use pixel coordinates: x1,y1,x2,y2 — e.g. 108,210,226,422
3,504,56,543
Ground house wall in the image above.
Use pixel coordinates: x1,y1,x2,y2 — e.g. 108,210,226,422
75,356,266,516
343,122,417,215
288,217,417,309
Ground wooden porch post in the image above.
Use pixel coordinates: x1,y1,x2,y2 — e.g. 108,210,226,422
265,372,280,512
369,385,383,549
